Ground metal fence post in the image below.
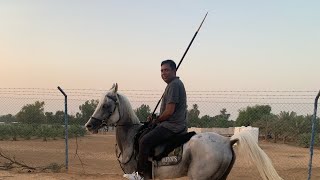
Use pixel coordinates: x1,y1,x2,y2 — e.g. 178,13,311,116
57,86,68,171
308,90,320,180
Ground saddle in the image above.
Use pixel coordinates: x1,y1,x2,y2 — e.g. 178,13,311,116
134,122,196,166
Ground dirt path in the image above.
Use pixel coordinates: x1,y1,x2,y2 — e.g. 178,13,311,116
1,133,319,179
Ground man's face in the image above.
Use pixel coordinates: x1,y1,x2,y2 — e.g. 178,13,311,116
161,64,176,83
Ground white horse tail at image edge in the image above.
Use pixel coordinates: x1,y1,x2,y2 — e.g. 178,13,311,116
231,131,283,180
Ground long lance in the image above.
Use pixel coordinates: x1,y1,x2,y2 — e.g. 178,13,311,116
151,12,208,117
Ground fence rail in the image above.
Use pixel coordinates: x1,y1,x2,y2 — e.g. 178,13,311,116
0,88,319,178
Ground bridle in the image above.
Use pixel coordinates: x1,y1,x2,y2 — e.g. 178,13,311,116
91,93,140,172
91,93,140,127
90,94,121,128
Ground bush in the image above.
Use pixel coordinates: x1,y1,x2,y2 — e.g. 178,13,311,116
68,125,86,138
9,124,22,141
37,125,52,141
298,133,319,148
50,125,64,140
0,123,86,141
0,125,11,140
18,124,34,140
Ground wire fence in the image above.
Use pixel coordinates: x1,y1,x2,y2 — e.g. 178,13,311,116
0,88,319,178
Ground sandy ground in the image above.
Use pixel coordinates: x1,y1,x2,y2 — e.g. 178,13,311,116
0,132,320,180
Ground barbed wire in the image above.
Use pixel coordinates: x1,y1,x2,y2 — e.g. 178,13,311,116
0,90,316,120
0,91,314,99
0,96,316,101
1,91,316,96
0,88,318,93
0,89,318,107
0,96,314,105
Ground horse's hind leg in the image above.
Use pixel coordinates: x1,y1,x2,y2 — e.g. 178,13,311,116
219,143,236,180
188,159,230,180
187,148,230,180
187,135,234,180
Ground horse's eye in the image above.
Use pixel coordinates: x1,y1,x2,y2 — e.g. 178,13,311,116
102,104,110,109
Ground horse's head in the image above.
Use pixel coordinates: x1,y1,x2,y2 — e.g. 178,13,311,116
85,83,121,133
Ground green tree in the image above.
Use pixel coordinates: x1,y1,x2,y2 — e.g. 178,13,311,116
268,112,298,143
236,105,272,126
19,124,34,140
214,108,232,128
303,115,319,134
54,110,65,124
188,104,200,127
47,111,76,125
0,125,10,140
291,115,312,141
298,133,319,148
16,101,46,124
68,125,86,138
277,111,297,143
253,114,277,140
9,124,21,141
76,99,99,125
50,124,64,139
0,114,16,123
134,104,151,122
199,115,213,128
45,112,54,124
68,114,77,125
37,125,52,141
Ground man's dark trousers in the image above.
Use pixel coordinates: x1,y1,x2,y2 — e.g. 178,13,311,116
137,125,175,177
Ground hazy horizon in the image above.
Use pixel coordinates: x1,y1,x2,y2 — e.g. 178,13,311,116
0,1,319,120
1,1,319,92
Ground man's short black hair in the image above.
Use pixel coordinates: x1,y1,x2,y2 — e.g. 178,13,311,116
161,59,176,70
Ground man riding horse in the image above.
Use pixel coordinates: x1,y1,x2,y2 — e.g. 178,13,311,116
124,59,187,180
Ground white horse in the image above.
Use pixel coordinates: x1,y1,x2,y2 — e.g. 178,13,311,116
85,84,283,180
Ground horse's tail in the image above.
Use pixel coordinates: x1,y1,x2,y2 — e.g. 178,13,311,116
230,131,283,180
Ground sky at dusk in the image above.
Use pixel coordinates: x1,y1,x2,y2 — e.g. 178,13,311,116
1,0,319,91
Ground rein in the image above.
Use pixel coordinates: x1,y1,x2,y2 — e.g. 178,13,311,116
115,143,136,173
91,92,141,173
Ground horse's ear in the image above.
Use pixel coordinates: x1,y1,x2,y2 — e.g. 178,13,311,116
114,83,118,93
110,83,115,90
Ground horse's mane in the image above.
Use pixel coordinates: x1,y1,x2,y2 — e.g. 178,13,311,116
117,93,140,124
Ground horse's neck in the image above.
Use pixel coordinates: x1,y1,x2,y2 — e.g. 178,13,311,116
115,106,140,148
115,125,140,164
115,115,141,164
115,124,139,146
114,96,142,164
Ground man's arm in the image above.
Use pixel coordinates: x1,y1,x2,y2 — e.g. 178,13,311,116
157,103,175,122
